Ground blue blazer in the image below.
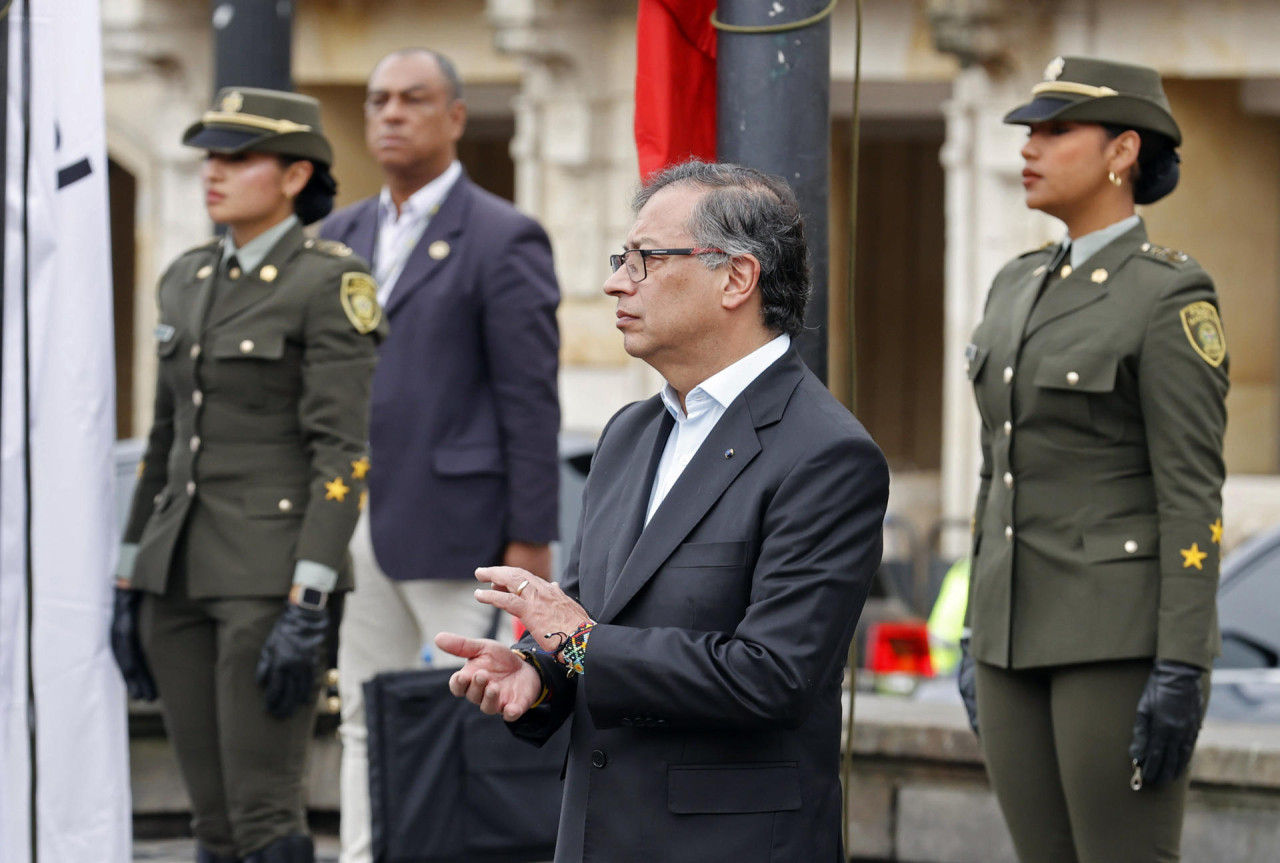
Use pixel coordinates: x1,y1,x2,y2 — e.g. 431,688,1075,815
320,173,560,580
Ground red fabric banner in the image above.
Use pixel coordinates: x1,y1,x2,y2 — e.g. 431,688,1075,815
634,0,718,183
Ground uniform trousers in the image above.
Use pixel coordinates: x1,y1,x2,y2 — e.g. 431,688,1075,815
140,553,320,858
337,509,494,863
975,659,1191,863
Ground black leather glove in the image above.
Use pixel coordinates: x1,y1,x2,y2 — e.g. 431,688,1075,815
255,602,328,719
110,587,158,701
957,635,979,737
1128,658,1204,788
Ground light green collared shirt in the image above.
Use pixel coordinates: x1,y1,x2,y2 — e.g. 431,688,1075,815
222,214,299,273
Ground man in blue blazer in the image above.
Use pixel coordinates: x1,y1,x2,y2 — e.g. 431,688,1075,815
438,161,889,862
319,48,560,863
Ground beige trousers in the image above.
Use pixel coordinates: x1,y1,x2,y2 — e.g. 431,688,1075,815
337,509,495,863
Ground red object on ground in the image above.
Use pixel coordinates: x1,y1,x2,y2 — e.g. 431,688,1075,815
634,0,718,182
865,621,935,677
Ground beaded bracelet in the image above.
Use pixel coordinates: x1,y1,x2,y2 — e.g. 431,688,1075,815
558,621,595,678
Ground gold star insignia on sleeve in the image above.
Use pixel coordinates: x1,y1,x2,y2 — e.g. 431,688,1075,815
1209,518,1223,544
351,456,371,480
324,477,351,502
1179,542,1208,570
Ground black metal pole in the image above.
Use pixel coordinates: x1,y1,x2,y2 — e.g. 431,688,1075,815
211,0,293,94
716,0,831,384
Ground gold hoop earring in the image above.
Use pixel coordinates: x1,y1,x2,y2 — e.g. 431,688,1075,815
1108,171,1123,187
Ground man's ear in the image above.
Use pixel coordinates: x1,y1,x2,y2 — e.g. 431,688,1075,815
721,254,761,311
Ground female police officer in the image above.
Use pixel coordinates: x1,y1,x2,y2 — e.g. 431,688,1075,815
959,57,1228,862
109,88,385,863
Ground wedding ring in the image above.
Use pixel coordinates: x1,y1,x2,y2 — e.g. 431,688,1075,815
515,579,530,597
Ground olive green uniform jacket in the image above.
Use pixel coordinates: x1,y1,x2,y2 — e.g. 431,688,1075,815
122,224,386,598
966,220,1228,671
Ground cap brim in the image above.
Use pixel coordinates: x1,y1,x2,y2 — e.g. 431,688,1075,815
183,125,271,153
1003,96,1077,125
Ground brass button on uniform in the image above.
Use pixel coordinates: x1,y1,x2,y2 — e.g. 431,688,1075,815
186,481,197,496
1124,540,1138,554
229,267,242,280
1004,525,1014,541
1003,421,1013,436
1060,264,1073,278
189,436,201,452
239,339,255,354
190,343,202,359
196,264,213,279
260,265,278,282
1066,371,1080,386
278,498,293,513
1003,366,1014,384
1091,268,1108,284
1003,472,1013,488
192,390,203,406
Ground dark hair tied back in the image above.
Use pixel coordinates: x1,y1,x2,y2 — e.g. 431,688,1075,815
1101,125,1180,205
280,156,338,225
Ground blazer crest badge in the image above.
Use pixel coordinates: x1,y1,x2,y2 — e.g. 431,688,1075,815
340,272,382,334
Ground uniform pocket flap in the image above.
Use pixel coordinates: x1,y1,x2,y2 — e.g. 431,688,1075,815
433,445,505,477
244,487,307,518
1033,351,1117,393
964,343,989,381
668,763,801,814
1083,520,1159,563
666,541,749,569
211,332,286,360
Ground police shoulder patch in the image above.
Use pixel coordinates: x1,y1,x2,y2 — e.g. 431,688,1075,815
339,272,382,334
313,239,353,257
1179,301,1226,368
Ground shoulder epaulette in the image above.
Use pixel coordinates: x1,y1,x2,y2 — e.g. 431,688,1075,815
304,238,354,258
1018,240,1058,259
1139,242,1190,267
182,236,222,256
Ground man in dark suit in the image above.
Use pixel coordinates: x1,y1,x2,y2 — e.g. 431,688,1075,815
437,161,889,863
318,48,560,863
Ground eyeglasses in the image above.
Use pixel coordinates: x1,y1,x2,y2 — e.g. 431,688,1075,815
608,248,724,283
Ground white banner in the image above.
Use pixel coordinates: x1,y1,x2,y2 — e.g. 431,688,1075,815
0,2,130,861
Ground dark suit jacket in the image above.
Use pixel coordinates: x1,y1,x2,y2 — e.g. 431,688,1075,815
513,348,889,863
320,173,560,580
967,221,1228,670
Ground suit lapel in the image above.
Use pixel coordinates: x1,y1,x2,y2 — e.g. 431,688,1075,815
596,350,805,624
188,241,224,336
204,224,305,330
383,176,471,317
1024,222,1147,340
582,408,673,614
346,199,378,262
1004,248,1055,350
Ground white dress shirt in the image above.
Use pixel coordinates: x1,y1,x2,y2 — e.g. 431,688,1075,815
646,334,791,524
374,159,462,304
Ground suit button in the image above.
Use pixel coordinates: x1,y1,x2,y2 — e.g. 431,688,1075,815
239,339,255,354
1003,421,1012,436
591,749,607,768
186,481,196,496
1002,366,1013,384
1066,371,1080,386
1003,472,1013,489
1004,525,1013,541
192,390,203,407
1124,540,1138,554
190,343,201,359
189,436,200,452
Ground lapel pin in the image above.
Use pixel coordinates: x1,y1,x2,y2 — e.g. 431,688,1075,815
260,264,278,283
428,240,451,260
196,265,213,279
724,448,734,459
1091,268,1108,283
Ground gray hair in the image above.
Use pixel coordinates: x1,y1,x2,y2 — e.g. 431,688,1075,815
633,160,811,337
372,48,464,102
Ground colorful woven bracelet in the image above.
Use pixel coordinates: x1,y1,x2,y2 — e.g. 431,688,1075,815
559,621,595,677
